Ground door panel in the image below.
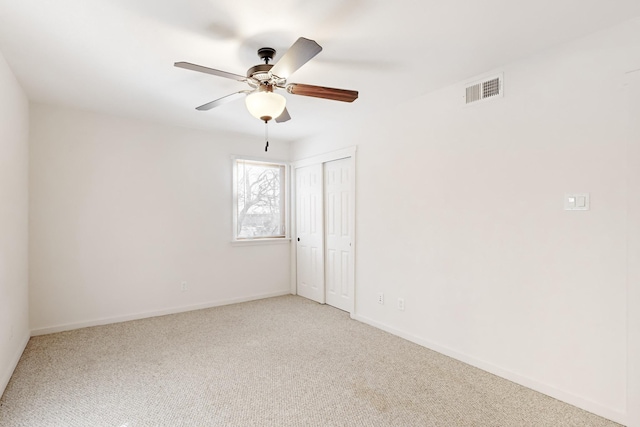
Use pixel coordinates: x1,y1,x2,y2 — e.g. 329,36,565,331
324,158,352,311
295,164,324,303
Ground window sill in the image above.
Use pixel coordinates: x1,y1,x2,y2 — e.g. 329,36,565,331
231,238,291,247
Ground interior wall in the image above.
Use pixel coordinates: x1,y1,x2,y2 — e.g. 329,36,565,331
292,18,639,424
29,104,291,334
0,51,29,396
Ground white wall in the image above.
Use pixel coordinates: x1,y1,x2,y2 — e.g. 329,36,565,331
29,104,291,334
0,51,29,396
293,18,640,425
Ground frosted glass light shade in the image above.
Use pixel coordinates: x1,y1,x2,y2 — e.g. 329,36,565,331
245,91,286,122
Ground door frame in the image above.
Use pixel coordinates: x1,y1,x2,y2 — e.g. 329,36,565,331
290,146,357,316
625,69,640,427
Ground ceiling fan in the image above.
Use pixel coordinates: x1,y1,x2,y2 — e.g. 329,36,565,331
175,37,359,123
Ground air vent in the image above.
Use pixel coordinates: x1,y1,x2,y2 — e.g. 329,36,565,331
464,73,503,105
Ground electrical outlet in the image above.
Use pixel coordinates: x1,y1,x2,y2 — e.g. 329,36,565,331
397,298,405,311
181,281,188,292
377,292,384,305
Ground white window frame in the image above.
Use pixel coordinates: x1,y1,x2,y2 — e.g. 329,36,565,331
231,156,290,245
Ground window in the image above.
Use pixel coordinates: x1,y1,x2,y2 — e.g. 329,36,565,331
233,158,287,240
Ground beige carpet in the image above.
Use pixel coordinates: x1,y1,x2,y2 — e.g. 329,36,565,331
0,295,620,426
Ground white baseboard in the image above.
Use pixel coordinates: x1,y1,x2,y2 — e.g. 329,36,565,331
353,314,628,426
31,290,292,336
0,332,30,398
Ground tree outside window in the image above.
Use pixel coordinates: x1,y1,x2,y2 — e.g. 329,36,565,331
234,159,286,239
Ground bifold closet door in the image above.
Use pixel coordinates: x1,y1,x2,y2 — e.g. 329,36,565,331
324,158,352,312
295,164,325,303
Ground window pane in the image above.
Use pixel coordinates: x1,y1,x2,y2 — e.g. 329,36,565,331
236,160,285,239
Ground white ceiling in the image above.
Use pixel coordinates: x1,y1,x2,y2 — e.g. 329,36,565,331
1,0,639,142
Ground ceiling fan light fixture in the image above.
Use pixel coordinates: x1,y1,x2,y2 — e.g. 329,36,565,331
245,90,286,122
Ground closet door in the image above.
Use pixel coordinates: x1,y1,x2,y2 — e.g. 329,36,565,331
324,158,353,312
295,164,325,303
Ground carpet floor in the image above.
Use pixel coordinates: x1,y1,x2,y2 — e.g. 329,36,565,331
0,295,620,426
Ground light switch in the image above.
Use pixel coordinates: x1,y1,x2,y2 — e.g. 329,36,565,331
565,193,590,211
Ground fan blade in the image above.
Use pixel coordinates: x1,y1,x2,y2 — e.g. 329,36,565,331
286,83,358,102
175,61,247,82
270,37,322,79
275,108,291,123
196,90,250,111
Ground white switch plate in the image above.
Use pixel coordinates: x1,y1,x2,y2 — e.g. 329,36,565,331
564,193,590,211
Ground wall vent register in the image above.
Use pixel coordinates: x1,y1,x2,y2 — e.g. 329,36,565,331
465,73,504,105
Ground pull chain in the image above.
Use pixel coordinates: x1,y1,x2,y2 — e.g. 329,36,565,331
264,120,269,152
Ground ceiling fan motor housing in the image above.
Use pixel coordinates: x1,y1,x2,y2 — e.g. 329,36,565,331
246,64,273,83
